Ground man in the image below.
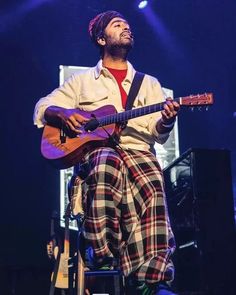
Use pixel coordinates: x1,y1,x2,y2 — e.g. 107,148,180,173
34,11,180,295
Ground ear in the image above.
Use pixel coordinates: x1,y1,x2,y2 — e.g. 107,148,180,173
97,36,106,46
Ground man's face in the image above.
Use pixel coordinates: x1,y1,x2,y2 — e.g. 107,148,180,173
101,17,134,50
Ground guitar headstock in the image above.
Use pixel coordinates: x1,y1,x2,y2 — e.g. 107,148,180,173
180,93,214,107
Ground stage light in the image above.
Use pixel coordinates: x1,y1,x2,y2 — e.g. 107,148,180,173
138,1,148,9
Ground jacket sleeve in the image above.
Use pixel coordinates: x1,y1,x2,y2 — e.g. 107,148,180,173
33,74,79,128
145,75,171,144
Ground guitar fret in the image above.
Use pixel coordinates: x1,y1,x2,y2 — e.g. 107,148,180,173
100,102,164,127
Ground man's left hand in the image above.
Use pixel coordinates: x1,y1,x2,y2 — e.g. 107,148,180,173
161,98,180,125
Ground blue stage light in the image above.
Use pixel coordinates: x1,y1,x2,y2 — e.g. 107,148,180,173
138,1,148,9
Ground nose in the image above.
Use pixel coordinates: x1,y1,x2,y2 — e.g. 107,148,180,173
123,27,132,36
123,27,130,33
124,28,133,39
122,22,130,32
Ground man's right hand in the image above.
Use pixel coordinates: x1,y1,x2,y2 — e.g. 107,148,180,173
44,106,89,134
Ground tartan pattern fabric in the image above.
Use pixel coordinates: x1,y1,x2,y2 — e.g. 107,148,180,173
77,147,175,284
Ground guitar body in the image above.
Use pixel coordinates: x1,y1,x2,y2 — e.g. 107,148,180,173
51,251,69,289
41,105,118,169
50,204,71,289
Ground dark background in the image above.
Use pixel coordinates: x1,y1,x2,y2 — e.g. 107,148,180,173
0,0,235,294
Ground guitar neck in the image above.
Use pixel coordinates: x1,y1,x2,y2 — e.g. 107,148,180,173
64,214,70,255
99,97,181,127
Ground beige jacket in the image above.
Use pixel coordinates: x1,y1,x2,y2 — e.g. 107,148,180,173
33,60,170,152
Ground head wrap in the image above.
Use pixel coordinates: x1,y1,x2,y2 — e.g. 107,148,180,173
88,10,125,45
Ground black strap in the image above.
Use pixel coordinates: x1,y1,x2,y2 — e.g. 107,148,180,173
125,71,145,111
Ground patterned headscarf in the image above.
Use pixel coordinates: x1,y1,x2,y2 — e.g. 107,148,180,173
88,10,125,45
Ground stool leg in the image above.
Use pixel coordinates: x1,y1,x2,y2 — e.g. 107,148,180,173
76,217,85,295
114,274,120,295
76,247,84,295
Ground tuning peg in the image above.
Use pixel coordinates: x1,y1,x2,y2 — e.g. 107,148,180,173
205,106,209,111
190,107,194,112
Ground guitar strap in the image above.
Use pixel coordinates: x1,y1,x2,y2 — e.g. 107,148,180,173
125,71,145,111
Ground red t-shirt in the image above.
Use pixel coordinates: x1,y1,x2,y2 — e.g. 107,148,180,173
106,67,128,109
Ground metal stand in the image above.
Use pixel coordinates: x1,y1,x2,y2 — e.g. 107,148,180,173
69,212,124,295
67,176,125,294
75,214,85,295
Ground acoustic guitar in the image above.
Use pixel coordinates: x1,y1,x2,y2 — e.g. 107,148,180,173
41,93,213,169
51,206,70,289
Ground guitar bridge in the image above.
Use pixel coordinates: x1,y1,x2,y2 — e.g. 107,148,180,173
60,128,66,143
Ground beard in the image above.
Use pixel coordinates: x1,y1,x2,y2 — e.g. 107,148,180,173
105,35,134,59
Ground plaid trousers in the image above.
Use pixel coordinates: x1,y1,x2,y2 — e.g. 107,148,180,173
76,147,175,284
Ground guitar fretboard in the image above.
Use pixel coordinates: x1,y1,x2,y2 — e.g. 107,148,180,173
99,98,181,127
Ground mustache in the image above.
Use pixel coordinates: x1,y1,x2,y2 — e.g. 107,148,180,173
120,31,134,39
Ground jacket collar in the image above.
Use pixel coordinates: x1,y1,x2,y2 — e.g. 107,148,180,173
94,59,135,82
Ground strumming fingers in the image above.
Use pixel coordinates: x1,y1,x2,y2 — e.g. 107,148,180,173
66,120,82,134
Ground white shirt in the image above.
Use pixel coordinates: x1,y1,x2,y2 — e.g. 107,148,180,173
33,60,170,152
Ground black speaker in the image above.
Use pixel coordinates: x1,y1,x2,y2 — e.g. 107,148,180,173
164,148,236,295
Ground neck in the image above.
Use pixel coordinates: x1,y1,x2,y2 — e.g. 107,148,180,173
102,55,128,70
